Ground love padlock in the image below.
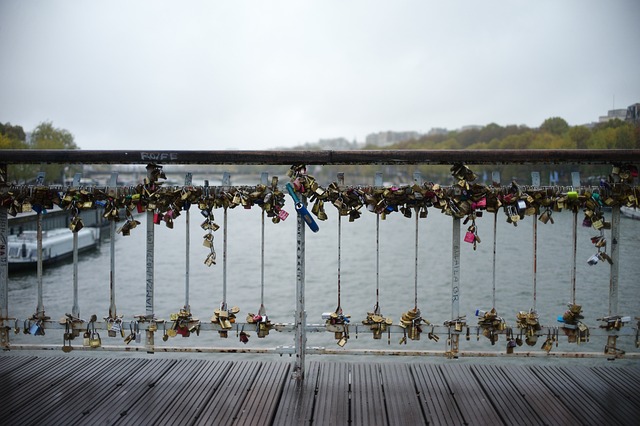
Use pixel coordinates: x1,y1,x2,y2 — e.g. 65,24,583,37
90,330,101,348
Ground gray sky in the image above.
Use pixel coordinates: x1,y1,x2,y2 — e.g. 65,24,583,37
1,1,639,151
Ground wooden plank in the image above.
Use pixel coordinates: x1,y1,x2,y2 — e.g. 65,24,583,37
43,357,150,425
351,363,386,426
379,363,424,425
272,361,320,425
439,363,503,425
313,362,350,425
193,360,261,425
411,363,464,426
550,365,637,426
158,360,231,426
0,355,36,378
76,358,177,426
500,365,581,426
113,359,222,426
592,366,640,406
593,366,640,391
531,365,612,426
234,361,290,426
0,356,95,420
5,356,117,425
471,365,542,426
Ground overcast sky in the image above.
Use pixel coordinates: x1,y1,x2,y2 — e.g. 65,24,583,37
1,1,639,151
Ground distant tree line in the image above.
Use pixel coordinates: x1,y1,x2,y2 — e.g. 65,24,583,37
380,117,639,151
3,117,638,186
1,121,79,184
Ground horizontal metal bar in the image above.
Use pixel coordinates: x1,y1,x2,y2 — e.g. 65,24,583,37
2,149,639,165
9,344,640,359
18,320,639,336
304,347,640,358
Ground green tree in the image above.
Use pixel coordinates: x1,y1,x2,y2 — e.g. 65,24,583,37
615,123,636,149
540,117,569,135
568,126,591,149
30,121,78,150
1,121,80,183
0,122,27,142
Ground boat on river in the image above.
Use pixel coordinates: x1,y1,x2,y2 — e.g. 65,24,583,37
620,206,640,220
8,227,100,271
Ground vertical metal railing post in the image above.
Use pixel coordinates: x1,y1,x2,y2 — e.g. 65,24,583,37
293,193,307,381
35,172,46,320
71,173,82,318
221,172,231,310
452,216,461,320
413,172,423,311
146,169,155,353
570,172,581,305
260,172,268,314
609,205,620,316
491,171,501,310
108,172,118,319
374,172,383,314
0,163,9,349
184,173,192,311
531,172,540,311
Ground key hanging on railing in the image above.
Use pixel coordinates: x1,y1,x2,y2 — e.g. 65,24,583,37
324,173,350,347
362,172,392,341
246,173,273,338
557,171,589,345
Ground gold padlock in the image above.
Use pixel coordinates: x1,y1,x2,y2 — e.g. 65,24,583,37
90,331,101,348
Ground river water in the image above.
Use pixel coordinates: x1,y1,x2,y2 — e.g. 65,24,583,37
6,206,640,361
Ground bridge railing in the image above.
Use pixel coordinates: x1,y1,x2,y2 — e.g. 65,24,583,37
1,149,639,380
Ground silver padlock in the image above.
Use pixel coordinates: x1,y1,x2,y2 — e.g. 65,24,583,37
135,322,141,344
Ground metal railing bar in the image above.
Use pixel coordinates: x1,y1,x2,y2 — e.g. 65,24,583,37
1,149,639,165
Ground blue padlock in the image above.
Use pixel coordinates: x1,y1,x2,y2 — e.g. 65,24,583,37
29,322,40,335
286,183,319,233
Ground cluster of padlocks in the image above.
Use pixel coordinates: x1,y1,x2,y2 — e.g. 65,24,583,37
3,161,639,356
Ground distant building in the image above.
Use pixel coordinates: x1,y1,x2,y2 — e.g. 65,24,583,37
599,109,627,123
428,127,448,136
365,131,420,147
459,125,482,132
626,103,640,124
298,137,360,150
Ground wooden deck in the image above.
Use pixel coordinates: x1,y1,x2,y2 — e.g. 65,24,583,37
1,355,639,425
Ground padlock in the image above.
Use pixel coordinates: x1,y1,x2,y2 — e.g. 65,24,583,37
90,331,101,348
464,230,476,243
83,329,91,347
29,321,41,335
587,254,599,265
